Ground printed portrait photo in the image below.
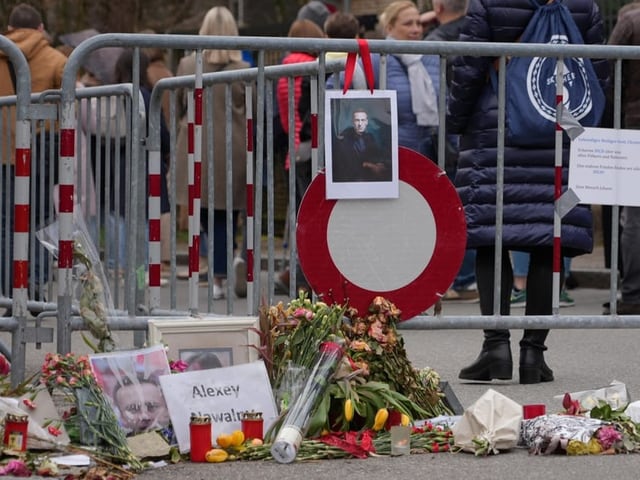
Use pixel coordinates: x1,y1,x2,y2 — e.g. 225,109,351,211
89,345,172,436
179,347,233,371
325,90,399,199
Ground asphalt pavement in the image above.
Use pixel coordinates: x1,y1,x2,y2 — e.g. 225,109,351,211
8,244,639,480
132,298,640,480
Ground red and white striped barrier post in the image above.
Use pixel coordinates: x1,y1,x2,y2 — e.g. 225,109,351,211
245,86,254,312
188,51,204,313
553,59,564,312
12,119,30,318
147,145,162,305
58,101,76,352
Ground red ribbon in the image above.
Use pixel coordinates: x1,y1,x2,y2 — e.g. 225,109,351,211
343,38,375,94
318,430,376,459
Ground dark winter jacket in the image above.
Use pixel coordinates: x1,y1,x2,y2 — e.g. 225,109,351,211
446,0,609,256
608,6,640,128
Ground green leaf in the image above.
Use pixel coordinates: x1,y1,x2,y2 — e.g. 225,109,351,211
307,390,331,437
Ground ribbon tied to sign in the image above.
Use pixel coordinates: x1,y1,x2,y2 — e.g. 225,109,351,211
343,39,375,95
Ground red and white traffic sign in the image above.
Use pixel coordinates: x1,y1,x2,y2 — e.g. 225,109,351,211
297,147,467,320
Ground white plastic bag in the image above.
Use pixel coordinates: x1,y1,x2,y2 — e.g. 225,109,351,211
451,389,522,455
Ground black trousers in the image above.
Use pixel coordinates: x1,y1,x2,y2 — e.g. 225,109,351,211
475,246,563,351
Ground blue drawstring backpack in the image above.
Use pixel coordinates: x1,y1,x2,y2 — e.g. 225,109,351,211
497,0,605,146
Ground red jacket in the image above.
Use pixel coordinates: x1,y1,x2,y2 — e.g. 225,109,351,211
276,51,317,169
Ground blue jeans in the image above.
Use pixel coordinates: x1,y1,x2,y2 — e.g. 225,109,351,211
511,251,571,283
512,251,530,278
452,249,477,290
106,213,127,271
200,209,240,277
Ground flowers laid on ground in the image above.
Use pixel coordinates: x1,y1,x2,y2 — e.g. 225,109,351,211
257,292,453,458
238,422,454,461
40,352,144,471
520,392,640,456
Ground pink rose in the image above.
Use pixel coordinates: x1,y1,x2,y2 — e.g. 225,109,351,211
0,353,11,376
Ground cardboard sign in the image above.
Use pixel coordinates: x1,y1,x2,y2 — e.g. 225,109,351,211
159,361,278,453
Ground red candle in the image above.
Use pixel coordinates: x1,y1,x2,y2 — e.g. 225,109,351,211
189,415,212,462
241,411,264,441
4,413,28,451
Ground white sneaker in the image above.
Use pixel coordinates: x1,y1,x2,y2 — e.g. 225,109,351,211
213,284,225,300
234,257,247,298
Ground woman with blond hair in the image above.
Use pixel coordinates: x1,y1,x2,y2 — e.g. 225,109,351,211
373,1,440,158
175,6,248,299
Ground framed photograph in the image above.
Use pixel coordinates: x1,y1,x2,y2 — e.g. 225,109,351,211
147,316,260,369
88,344,172,436
178,347,233,371
324,89,399,199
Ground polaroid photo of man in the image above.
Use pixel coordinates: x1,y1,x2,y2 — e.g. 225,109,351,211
325,90,399,199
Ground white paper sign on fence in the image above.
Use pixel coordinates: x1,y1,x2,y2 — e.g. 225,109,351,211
159,360,278,453
569,127,640,206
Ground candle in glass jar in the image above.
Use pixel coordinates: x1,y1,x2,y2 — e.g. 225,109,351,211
241,411,264,441
189,414,212,462
4,413,28,451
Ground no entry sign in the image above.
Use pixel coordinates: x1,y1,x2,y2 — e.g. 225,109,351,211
297,147,467,320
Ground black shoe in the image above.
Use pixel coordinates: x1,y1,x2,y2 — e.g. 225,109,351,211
564,273,578,290
519,348,554,384
459,343,513,381
604,301,640,315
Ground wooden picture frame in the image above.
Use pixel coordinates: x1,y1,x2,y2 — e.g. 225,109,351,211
147,316,260,367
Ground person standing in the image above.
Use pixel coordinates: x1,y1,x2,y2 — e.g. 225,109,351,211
175,6,249,300
0,3,67,310
447,0,609,384
324,11,367,90
605,6,640,315
374,1,440,159
274,18,326,295
420,0,479,303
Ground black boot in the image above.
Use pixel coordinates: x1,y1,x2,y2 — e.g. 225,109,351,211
459,342,513,381
519,347,554,384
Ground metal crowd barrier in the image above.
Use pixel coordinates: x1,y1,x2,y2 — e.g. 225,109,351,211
2,33,640,383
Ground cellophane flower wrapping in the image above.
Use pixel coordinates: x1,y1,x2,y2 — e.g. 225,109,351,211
36,208,117,352
271,340,345,463
519,414,606,454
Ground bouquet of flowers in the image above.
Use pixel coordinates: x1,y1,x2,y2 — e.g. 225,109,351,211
40,353,144,471
261,293,452,441
519,392,640,455
36,212,116,353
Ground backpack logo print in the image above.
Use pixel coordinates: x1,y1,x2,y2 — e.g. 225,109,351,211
527,34,593,123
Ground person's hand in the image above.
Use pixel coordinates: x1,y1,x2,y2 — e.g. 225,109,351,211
362,162,387,176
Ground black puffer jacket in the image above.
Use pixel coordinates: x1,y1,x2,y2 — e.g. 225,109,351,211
446,0,609,256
